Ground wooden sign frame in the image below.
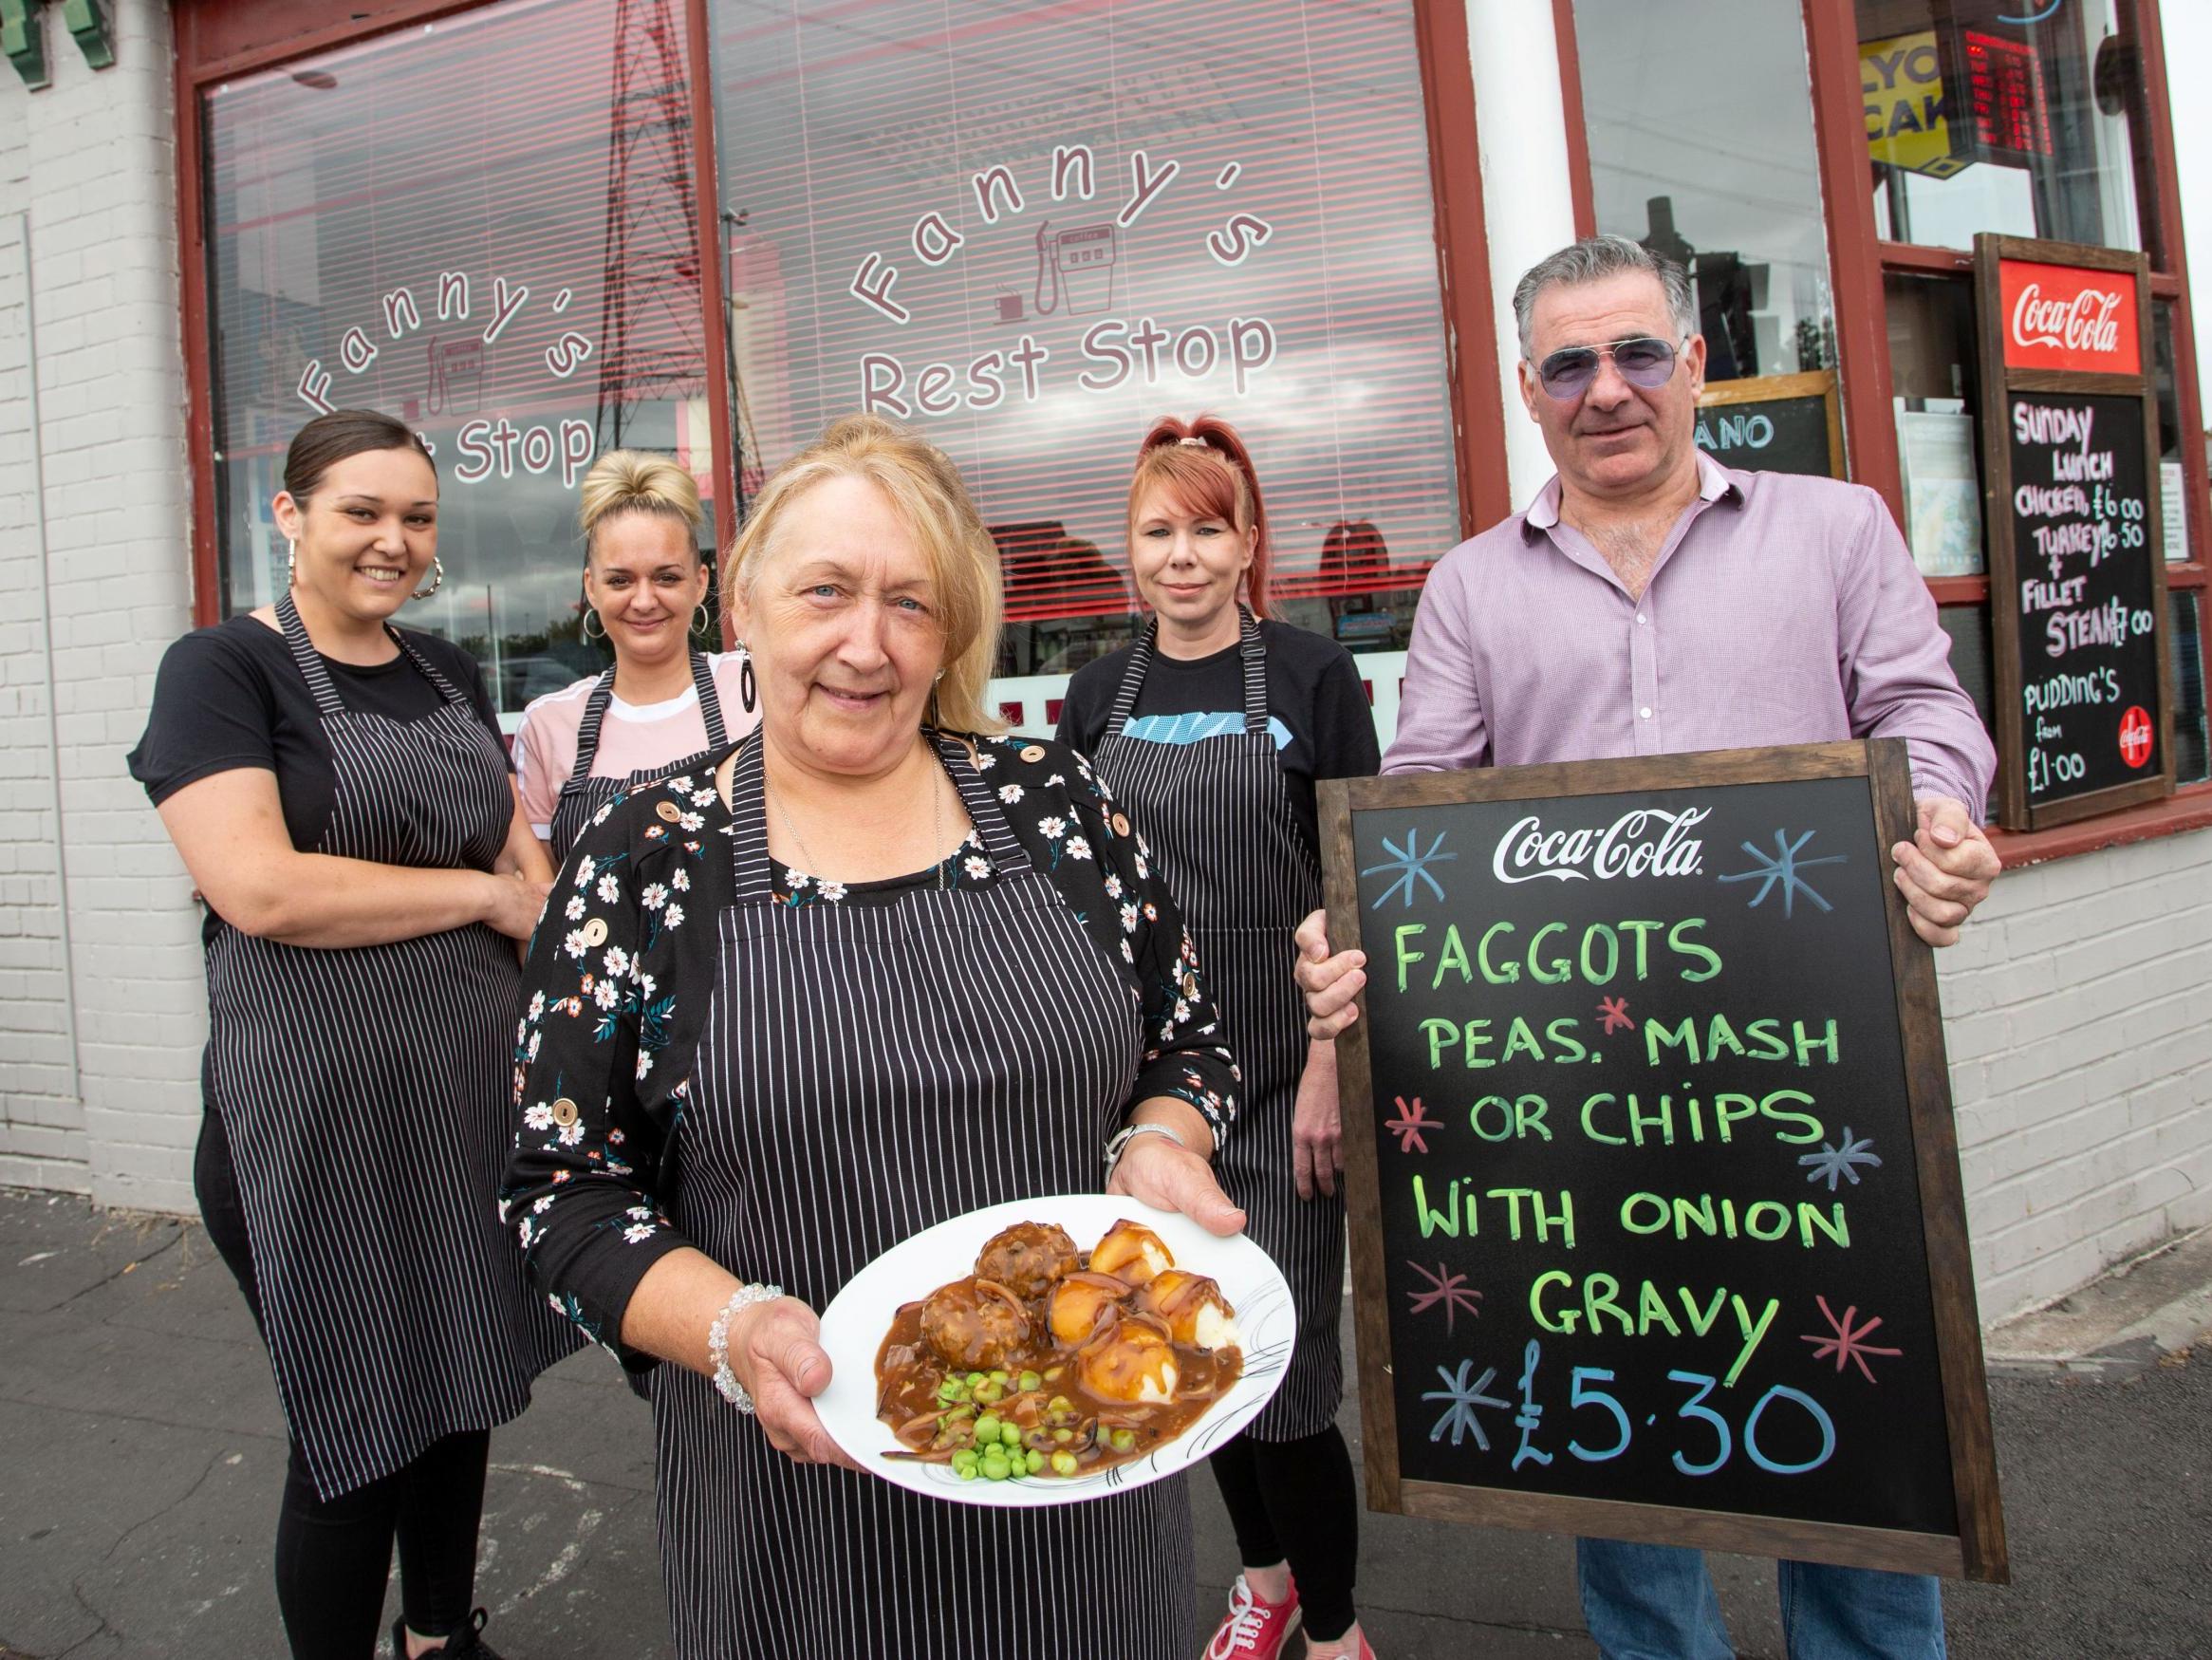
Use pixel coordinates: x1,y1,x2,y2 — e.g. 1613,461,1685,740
1974,233,2174,830
1696,367,1845,479
1322,740,2009,1583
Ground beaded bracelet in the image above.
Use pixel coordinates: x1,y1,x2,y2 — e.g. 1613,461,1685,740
705,1282,784,1412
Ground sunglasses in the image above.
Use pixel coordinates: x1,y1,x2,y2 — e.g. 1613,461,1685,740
1533,335,1686,401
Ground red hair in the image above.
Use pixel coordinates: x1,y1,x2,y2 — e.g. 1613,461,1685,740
1125,413,1273,619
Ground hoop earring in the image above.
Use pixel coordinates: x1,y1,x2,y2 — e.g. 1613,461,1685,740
691,606,715,641
410,557,445,601
286,540,298,588
736,643,756,714
582,608,607,643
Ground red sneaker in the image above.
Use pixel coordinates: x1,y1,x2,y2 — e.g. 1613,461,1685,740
1203,1574,1302,1659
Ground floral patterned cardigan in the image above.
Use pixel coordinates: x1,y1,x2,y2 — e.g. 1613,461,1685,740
498,732,1242,1365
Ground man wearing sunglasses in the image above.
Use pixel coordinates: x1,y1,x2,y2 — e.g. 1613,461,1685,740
1294,235,1998,1659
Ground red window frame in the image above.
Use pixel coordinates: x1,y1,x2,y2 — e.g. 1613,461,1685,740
174,0,1513,648
1552,0,2212,863
171,0,740,640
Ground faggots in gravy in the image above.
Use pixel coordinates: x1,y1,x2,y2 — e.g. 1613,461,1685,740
875,1219,1243,1483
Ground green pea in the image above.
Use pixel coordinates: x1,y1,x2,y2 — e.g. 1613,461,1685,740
1048,1395,1072,1414
1110,1428,1136,1453
955,1463,977,1481
1025,1448,1046,1474
1018,1371,1042,1392
974,1380,1002,1405
988,1370,1009,1385
973,1414,1002,1444
1052,1427,1072,1445
966,1371,986,1388
1050,1450,1079,1476
1000,1422,1023,1448
1043,1367,1064,1382
980,1454,1010,1481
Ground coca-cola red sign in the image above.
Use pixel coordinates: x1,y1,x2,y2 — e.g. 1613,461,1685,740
1998,257,2140,375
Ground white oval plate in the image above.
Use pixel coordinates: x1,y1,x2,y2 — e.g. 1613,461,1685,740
814,1194,1296,1507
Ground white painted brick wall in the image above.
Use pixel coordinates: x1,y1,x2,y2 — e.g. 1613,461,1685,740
1942,826,2212,1322
0,0,202,1211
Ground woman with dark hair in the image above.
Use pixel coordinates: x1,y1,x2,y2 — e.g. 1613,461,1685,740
128,409,578,1660
1059,415,1383,1660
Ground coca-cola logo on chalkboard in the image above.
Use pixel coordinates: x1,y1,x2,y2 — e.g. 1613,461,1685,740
1998,258,2140,375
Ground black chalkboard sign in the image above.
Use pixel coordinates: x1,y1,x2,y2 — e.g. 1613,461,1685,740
2003,392,2165,809
1976,234,2174,830
1693,370,1843,479
1323,741,2007,1581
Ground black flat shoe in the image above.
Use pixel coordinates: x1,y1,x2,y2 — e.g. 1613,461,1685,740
392,1608,505,1659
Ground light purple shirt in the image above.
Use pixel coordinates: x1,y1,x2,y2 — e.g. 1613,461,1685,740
1385,456,1997,816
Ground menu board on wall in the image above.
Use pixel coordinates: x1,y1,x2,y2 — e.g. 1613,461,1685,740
1974,235,2173,830
1321,742,2007,1581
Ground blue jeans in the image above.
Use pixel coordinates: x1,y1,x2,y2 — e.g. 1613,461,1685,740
1576,1539,1945,1660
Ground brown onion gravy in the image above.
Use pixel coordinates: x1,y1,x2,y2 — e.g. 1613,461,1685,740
873,1222,1242,1480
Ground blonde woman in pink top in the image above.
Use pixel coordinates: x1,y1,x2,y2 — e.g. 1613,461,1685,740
513,452,760,860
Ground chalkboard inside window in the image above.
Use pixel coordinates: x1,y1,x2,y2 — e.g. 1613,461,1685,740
1321,741,2007,1581
1693,369,1843,479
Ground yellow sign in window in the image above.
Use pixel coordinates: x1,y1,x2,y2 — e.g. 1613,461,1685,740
1862,30,1969,180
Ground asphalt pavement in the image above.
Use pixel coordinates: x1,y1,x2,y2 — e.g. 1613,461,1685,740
1,1188,2205,1659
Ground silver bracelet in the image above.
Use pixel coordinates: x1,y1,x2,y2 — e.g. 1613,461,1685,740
1104,1121,1189,1183
705,1282,783,1412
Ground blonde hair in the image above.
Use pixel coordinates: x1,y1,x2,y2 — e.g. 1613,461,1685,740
578,449,704,558
724,415,1005,737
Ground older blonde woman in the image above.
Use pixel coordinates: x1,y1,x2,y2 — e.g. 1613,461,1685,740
511,450,758,862
503,415,1244,1658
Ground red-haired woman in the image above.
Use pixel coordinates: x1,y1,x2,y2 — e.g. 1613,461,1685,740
1059,417,1381,1660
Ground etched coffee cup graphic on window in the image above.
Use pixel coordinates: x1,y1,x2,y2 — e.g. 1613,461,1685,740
1022,220,1118,319
425,334,485,417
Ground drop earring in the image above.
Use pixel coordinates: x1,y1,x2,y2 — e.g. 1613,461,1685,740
737,641,757,714
287,540,298,588
410,557,445,601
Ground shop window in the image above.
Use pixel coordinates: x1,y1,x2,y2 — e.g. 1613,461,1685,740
1570,0,1837,388
1858,0,2145,252
1886,271,1982,576
2173,591,2209,786
707,0,1455,675
201,0,715,713
2151,300,2193,564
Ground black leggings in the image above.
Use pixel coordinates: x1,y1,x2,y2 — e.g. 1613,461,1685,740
1209,1424,1360,1641
196,1110,489,1658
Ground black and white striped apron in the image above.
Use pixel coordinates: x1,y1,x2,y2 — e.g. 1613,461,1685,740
546,650,730,862
200,591,579,1500
1088,608,1340,1441
650,733,1198,1659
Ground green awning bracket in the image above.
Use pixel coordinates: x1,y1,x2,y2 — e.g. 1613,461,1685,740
60,0,108,70
2,0,48,91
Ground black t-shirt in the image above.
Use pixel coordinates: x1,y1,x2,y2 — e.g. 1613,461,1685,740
129,613,508,867
1057,618,1382,861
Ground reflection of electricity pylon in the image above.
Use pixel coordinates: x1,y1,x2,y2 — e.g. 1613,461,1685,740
595,0,707,451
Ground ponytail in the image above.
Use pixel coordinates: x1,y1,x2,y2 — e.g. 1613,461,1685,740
1125,413,1273,617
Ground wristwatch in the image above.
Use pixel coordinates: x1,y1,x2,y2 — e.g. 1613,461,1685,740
1103,1121,1191,1182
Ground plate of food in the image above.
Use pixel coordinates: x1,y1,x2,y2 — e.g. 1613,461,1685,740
813,1194,1295,1506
